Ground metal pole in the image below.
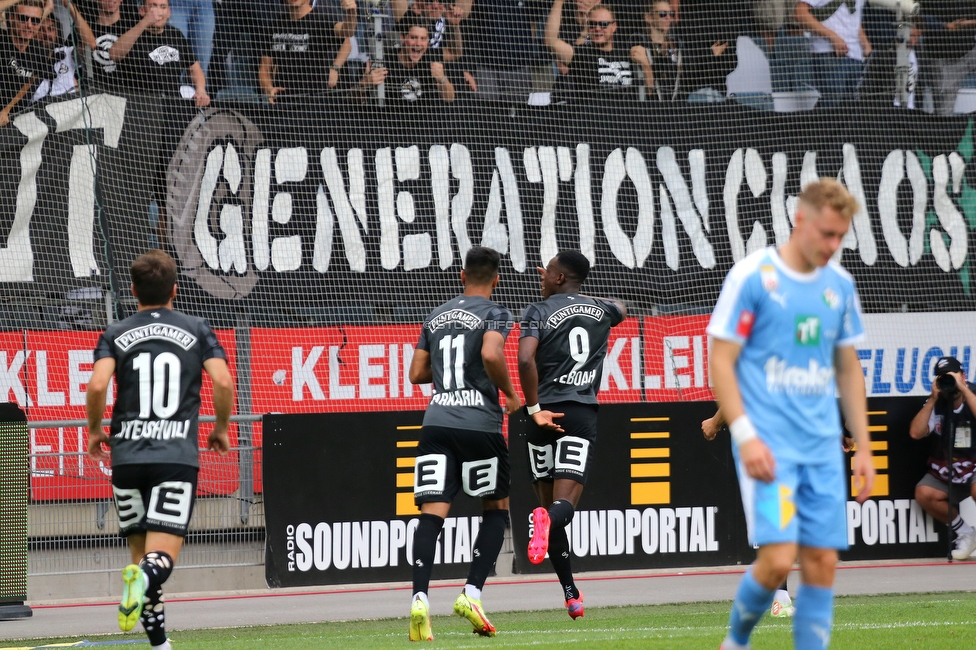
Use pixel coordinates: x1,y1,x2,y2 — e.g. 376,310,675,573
27,414,263,429
104,289,114,325
373,2,387,106
893,7,912,108
945,399,956,561
236,323,253,525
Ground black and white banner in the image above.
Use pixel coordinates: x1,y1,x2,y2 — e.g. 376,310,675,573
1,97,975,323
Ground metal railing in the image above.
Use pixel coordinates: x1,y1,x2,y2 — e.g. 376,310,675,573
26,415,264,579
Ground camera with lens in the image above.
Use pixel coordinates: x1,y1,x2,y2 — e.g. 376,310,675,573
934,355,964,398
937,373,959,394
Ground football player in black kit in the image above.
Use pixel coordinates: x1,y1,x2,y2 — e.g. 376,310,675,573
406,246,521,641
518,250,626,620
86,250,233,650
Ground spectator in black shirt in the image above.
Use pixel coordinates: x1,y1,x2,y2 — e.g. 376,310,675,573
630,0,683,101
466,0,546,103
1,0,49,126
109,0,210,105
921,1,976,115
675,0,737,101
359,20,455,104
73,0,135,92
259,0,357,103
545,0,636,99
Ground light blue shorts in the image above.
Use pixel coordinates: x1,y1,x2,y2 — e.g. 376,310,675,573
733,449,849,550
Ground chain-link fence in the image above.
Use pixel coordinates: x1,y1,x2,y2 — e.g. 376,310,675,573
27,423,264,579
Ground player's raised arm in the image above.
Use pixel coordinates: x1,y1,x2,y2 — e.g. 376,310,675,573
203,357,233,455
86,357,115,462
835,345,874,502
709,337,776,483
580,294,628,322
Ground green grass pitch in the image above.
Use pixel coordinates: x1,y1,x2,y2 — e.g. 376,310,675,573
5,592,976,649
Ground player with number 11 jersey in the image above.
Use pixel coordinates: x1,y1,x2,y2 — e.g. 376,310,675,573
406,246,521,641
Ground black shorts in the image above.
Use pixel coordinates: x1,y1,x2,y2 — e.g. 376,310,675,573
414,426,510,504
526,401,598,485
111,463,198,538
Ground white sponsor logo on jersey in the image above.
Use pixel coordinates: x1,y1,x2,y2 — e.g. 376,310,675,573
545,304,604,329
115,324,198,351
426,309,482,332
764,356,835,395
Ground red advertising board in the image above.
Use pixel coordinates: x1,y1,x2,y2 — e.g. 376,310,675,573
0,330,238,502
248,320,646,416
6,317,715,501
642,315,713,402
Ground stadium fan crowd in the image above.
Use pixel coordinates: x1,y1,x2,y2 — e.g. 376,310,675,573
3,0,976,117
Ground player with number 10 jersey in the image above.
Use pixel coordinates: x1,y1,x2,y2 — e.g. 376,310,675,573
87,250,233,650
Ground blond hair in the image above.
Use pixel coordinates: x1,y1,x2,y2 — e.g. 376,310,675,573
798,179,859,220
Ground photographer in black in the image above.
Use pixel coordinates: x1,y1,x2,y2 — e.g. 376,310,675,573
909,356,976,561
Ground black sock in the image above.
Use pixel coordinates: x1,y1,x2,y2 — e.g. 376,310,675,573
547,527,578,601
412,513,444,595
549,500,575,529
140,584,167,646
140,551,174,590
466,510,509,590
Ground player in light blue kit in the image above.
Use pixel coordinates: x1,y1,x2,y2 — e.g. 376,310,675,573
707,179,876,650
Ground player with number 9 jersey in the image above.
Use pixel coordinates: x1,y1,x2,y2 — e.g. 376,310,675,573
518,250,626,620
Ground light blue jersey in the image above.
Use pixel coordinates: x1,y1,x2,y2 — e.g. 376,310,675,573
707,247,865,464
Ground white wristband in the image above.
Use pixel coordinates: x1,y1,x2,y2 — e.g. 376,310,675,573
729,415,759,447
526,404,541,415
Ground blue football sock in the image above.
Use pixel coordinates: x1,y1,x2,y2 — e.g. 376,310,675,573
727,568,775,646
792,584,834,650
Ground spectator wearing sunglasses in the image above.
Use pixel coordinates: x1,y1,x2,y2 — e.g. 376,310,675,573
795,0,871,107
1,0,49,126
545,0,635,101
630,0,683,101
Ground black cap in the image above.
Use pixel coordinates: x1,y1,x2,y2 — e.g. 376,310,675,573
934,356,962,376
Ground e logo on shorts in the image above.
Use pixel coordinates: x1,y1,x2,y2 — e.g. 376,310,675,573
461,458,498,497
527,443,553,480
414,454,446,494
555,436,590,474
